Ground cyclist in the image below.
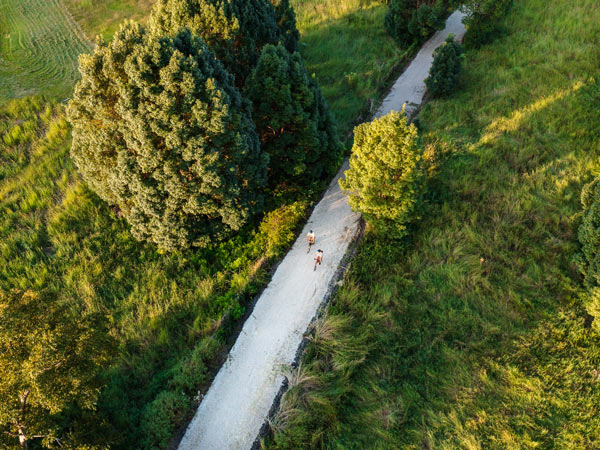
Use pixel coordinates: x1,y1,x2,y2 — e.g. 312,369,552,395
314,249,323,270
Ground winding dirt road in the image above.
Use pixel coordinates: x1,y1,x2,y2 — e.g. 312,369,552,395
178,10,466,450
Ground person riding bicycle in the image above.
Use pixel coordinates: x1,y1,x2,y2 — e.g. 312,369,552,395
314,249,323,266
307,230,315,245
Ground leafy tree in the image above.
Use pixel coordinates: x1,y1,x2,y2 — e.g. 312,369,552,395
425,34,464,97
0,289,113,449
385,0,447,46
244,44,343,187
460,0,512,47
340,110,423,237
68,23,268,251
150,0,280,85
269,0,300,53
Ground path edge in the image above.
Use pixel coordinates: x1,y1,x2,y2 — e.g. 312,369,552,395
250,217,366,450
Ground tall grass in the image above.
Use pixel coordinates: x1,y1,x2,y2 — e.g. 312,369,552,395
266,0,600,447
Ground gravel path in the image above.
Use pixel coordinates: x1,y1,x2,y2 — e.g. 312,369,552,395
178,10,466,450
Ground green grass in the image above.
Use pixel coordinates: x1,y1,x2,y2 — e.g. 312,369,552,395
63,0,155,41
292,0,413,138
266,0,600,448
0,0,90,102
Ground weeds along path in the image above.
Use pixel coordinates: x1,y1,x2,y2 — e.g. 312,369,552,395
0,0,90,102
178,10,466,450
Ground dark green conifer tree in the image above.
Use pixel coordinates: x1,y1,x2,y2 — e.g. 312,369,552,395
269,0,300,53
244,44,343,187
425,35,464,97
68,23,267,251
150,0,280,85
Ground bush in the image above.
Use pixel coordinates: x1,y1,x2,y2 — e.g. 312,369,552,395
68,24,268,251
339,110,423,237
245,44,343,187
141,390,190,450
577,176,600,327
425,34,464,97
385,0,447,46
461,0,512,47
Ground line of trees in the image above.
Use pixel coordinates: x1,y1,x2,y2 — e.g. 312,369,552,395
68,0,342,252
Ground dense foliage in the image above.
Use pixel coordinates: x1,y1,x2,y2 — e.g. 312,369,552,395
68,24,268,251
461,0,512,47
578,176,600,329
267,0,600,447
0,289,113,449
245,44,343,187
340,110,422,237
150,0,280,85
269,0,300,53
385,0,448,46
425,34,464,97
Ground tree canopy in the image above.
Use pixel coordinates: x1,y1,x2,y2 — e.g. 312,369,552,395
340,110,423,237
244,44,343,187
0,289,113,449
68,23,268,251
150,0,281,85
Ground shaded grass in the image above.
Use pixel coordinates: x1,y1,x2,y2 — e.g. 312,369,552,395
0,0,90,102
266,0,600,448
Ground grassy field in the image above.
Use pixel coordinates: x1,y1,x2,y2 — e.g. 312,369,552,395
292,0,413,138
63,0,155,41
0,0,90,102
266,0,600,448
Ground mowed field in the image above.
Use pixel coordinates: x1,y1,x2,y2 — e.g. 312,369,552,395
0,0,90,102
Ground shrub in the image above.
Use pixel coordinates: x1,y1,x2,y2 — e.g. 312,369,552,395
385,0,447,46
577,176,600,327
425,34,464,97
339,110,423,237
150,0,281,85
141,390,190,450
461,0,512,47
244,44,343,187
407,3,446,41
68,24,268,251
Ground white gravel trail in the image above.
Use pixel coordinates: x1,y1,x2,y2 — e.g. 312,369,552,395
178,10,466,450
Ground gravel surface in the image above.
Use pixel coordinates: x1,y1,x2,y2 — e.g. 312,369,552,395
178,10,466,450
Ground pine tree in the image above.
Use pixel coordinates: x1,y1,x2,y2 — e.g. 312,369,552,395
68,23,268,251
269,0,300,53
425,35,464,97
244,44,343,187
150,0,280,85
0,289,113,449
339,110,423,237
